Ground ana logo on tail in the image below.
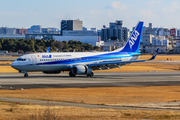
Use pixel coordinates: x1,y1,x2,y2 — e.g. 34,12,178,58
129,30,140,49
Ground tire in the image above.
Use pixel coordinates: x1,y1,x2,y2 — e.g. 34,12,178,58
24,74,28,77
90,72,94,77
87,72,94,77
69,71,76,77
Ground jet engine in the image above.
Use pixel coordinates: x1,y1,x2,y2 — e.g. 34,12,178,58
71,65,92,75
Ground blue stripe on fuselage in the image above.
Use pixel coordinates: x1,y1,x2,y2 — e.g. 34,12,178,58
36,51,140,66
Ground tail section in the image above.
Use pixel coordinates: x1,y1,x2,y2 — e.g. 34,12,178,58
46,47,50,53
114,21,144,53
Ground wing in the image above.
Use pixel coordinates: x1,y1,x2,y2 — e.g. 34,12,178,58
89,48,159,70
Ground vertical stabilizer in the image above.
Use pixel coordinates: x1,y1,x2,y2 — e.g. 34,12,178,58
46,47,50,53
113,21,144,53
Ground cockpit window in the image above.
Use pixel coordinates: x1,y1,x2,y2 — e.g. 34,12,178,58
16,58,26,61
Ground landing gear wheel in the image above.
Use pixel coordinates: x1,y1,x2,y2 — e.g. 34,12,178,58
90,72,94,77
24,73,28,77
69,71,76,77
87,72,94,77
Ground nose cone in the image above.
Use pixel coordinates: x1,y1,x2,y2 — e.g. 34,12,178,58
11,62,15,68
11,62,19,70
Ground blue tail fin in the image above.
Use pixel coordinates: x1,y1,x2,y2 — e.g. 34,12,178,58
114,21,144,53
46,47,50,53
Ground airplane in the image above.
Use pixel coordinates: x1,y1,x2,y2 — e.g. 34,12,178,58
11,21,159,77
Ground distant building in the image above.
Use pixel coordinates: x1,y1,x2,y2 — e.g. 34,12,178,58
0,35,25,39
6,28,16,35
0,27,16,35
53,36,98,46
97,30,101,36
144,46,168,53
173,47,180,53
16,28,27,35
42,28,59,34
0,27,6,34
91,28,96,31
102,41,124,51
170,28,176,36
101,20,126,42
142,23,155,36
156,28,170,36
122,27,129,42
42,28,52,34
26,25,60,39
141,34,171,53
83,27,87,31
27,25,42,34
176,41,180,47
149,23,152,29
61,20,83,35
142,34,155,46
62,30,95,36
25,34,61,40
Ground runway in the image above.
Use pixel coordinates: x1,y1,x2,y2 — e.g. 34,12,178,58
0,71,180,89
1,71,180,111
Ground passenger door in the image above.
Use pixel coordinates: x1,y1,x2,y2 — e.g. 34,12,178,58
31,55,37,65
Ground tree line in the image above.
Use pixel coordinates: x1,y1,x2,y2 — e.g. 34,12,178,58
0,38,99,53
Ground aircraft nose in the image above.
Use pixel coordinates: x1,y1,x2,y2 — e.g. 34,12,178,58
11,62,19,70
11,62,16,68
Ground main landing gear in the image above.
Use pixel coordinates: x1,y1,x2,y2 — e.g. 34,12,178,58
69,71,94,77
69,71,76,77
24,73,28,77
87,72,94,77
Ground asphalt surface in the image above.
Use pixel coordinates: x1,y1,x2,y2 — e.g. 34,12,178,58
1,71,180,111
0,71,180,89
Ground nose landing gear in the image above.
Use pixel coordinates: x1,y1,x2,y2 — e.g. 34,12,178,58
19,71,28,77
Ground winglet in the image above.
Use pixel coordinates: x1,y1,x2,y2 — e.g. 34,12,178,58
149,48,159,60
46,47,50,53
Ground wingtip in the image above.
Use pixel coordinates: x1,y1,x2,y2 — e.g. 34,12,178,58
149,48,159,60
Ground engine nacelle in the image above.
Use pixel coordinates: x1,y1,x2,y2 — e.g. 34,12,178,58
71,65,92,75
43,71,61,74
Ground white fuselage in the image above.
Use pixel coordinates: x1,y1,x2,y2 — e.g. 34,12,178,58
11,51,138,72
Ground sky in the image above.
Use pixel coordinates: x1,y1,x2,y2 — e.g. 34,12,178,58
0,0,180,30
